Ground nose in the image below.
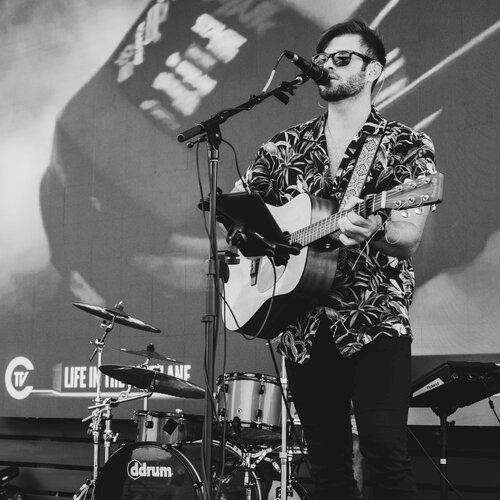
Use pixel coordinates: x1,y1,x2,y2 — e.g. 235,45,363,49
322,55,335,70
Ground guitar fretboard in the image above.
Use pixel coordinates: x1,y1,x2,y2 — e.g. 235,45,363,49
290,193,384,247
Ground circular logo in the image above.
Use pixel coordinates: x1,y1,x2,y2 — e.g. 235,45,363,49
5,356,34,400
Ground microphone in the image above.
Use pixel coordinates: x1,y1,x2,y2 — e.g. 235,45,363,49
284,50,330,85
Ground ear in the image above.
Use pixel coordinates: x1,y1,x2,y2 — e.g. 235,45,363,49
366,61,383,83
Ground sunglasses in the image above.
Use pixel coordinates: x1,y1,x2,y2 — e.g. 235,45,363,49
312,50,375,67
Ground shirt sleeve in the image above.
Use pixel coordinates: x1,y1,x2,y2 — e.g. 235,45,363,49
391,130,437,185
371,128,437,220
233,137,282,205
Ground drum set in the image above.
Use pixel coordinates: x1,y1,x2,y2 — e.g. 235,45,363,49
71,301,311,500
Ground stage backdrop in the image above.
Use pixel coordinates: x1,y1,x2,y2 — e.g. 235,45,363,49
1,0,499,425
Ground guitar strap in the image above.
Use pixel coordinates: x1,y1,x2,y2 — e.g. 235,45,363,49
339,120,388,211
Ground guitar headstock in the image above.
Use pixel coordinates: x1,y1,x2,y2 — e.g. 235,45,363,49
381,173,444,212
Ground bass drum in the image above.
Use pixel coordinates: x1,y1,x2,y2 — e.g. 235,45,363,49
93,440,264,499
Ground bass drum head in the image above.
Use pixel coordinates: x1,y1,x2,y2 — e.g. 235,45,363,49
178,440,264,499
93,442,202,500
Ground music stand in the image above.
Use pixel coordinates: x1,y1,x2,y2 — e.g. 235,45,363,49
216,191,299,262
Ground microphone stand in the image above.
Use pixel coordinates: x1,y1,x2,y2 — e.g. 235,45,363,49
178,74,309,500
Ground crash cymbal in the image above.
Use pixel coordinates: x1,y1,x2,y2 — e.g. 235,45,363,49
99,364,205,399
112,343,182,364
73,302,161,333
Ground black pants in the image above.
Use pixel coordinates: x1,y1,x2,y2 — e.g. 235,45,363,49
286,325,417,500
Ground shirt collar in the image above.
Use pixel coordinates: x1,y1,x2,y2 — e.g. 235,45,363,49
317,106,386,137
361,106,386,136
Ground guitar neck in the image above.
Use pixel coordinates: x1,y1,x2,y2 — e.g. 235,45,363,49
290,193,384,247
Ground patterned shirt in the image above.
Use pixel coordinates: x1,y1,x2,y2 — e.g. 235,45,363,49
239,107,437,363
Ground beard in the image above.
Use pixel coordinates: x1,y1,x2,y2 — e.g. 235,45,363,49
319,71,366,102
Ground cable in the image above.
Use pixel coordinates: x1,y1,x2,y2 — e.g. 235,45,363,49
218,257,278,341
351,195,418,270
221,138,250,193
214,283,229,499
195,142,210,239
407,427,468,500
261,51,286,93
481,378,500,425
488,397,500,424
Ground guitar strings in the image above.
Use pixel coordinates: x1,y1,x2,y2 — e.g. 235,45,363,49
291,193,383,247
351,198,413,270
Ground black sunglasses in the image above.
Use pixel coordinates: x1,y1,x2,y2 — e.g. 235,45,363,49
312,50,375,67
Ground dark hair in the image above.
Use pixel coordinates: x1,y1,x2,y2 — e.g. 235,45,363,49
316,19,386,67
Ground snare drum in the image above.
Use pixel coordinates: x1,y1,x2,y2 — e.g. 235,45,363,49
216,372,282,442
133,410,203,445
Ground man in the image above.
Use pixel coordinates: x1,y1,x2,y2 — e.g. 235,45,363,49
233,19,437,499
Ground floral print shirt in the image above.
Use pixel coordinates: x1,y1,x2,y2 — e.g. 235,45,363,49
240,107,436,363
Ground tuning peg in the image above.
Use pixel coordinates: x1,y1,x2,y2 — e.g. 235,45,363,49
400,211,409,218
414,207,424,215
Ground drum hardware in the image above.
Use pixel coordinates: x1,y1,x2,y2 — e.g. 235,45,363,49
278,355,289,500
213,362,312,499
238,446,276,500
71,300,160,500
133,409,204,445
111,342,183,364
263,346,312,500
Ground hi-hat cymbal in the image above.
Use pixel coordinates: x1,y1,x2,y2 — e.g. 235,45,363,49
73,302,161,333
99,364,205,399
112,345,182,364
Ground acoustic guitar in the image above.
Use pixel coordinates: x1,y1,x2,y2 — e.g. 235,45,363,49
223,173,444,339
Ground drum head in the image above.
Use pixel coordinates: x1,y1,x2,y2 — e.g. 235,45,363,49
93,442,201,499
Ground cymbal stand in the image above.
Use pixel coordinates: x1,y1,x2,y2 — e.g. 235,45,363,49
278,353,292,500
73,304,120,500
137,357,159,412
74,391,152,500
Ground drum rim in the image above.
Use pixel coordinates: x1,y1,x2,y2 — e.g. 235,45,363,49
95,440,264,500
177,439,243,458
216,372,279,384
134,410,204,421
223,421,282,435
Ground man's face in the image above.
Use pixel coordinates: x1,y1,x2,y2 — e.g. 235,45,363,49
317,34,371,102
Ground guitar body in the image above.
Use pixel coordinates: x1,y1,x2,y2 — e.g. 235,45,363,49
223,193,338,339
